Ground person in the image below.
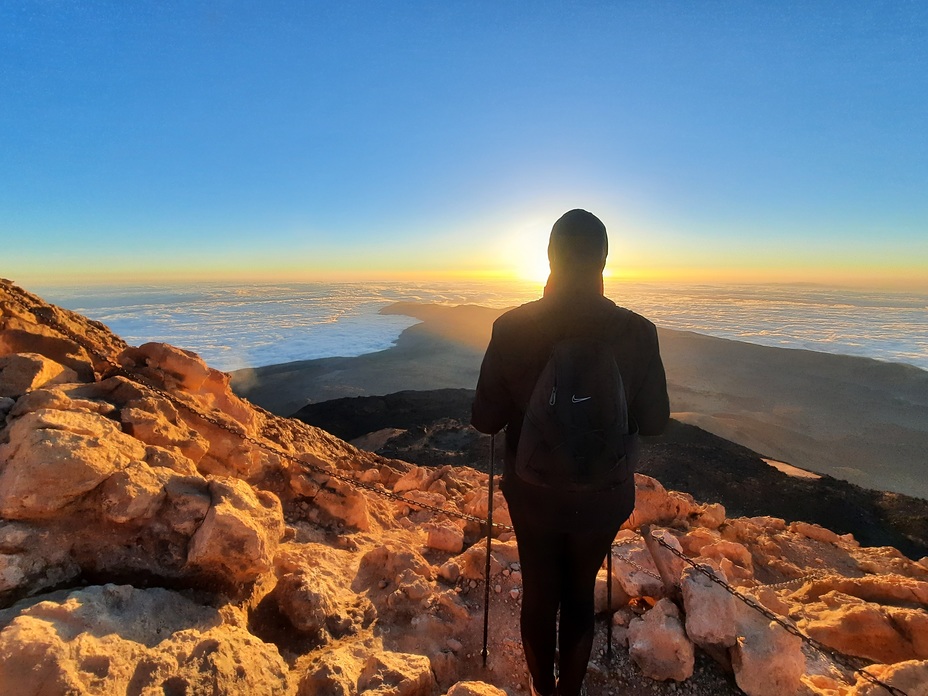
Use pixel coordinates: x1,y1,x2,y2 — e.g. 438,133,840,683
471,209,669,696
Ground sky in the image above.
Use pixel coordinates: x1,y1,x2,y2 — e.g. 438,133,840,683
1,1,926,289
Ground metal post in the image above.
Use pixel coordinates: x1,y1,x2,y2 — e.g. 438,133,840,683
482,434,496,668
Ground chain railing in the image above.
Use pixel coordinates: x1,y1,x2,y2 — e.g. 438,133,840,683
6,291,912,696
651,532,909,696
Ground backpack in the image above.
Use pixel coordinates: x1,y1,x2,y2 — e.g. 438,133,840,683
514,322,639,492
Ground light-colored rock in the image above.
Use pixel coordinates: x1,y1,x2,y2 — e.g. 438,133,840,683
425,522,465,554
0,585,290,696
161,475,212,535
645,528,687,591
462,487,512,530
0,408,147,519
731,612,804,696
357,650,435,695
448,539,518,581
6,281,928,696
610,531,665,598
0,523,76,598
0,353,77,397
852,659,928,696
789,520,844,545
120,395,210,464
624,474,695,529
274,567,375,638
594,566,631,613
358,544,435,587
445,681,509,696
187,478,284,585
119,342,255,427
627,598,695,681
394,465,444,493
693,501,726,529
697,539,754,581
800,594,928,663
100,461,171,523
297,641,434,696
313,480,373,531
795,574,928,608
681,564,737,648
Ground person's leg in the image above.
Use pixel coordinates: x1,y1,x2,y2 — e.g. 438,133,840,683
514,524,564,696
555,523,621,696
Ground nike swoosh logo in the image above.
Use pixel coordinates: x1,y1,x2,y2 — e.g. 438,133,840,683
571,395,592,403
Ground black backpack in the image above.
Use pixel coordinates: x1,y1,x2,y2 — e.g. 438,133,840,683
514,322,638,492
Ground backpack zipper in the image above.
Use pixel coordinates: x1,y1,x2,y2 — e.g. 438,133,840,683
549,386,557,406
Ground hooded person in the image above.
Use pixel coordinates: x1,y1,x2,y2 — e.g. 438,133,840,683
471,209,669,696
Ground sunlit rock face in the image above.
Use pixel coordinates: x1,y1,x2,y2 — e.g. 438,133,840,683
1,278,927,696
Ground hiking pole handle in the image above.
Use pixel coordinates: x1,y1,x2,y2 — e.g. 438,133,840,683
482,434,496,668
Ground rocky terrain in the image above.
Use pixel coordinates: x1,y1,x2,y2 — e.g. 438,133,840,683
1,278,927,696
294,390,928,560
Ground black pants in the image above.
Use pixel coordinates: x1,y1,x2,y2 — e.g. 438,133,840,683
513,520,621,696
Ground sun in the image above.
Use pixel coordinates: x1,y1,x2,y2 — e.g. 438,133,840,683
501,221,552,283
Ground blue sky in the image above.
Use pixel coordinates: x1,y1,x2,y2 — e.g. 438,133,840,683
2,1,926,287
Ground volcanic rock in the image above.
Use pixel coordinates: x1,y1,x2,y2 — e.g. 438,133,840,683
3,279,928,696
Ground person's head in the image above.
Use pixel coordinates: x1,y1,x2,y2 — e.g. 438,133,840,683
547,209,608,277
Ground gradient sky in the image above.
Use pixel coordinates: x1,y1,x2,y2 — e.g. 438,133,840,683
2,1,926,288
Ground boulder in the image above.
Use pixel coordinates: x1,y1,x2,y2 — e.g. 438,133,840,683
394,465,444,493
357,544,435,587
624,474,695,529
696,539,754,582
425,522,465,554
0,585,290,696
357,651,435,695
731,611,804,696
610,531,665,598
800,594,928,663
0,353,77,398
274,567,375,638
594,566,632,613
0,408,147,519
297,642,433,696
187,478,285,585
119,342,255,427
851,660,928,696
789,520,844,545
313,479,373,531
627,598,694,681
99,461,172,523
444,681,508,696
447,539,518,581
681,564,737,648
120,395,210,465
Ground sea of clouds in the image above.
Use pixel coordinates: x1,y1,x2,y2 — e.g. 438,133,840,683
37,281,928,372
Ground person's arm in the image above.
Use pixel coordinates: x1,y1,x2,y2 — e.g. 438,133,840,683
632,328,670,436
471,326,514,435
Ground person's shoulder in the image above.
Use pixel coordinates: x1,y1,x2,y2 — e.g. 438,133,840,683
609,303,659,340
492,299,545,332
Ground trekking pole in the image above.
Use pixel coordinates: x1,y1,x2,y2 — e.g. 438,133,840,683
606,547,613,660
482,433,496,668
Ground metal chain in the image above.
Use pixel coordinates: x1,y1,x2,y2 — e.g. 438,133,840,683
7,292,910,695
610,542,663,582
652,533,909,696
754,570,827,591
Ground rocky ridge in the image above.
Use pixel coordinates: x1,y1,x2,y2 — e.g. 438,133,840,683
1,278,927,696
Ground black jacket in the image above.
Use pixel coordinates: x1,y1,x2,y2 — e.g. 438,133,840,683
471,285,669,530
